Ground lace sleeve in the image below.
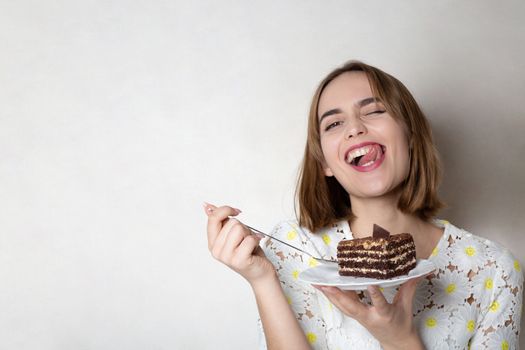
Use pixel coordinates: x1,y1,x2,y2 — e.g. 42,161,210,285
257,221,328,350
469,248,523,349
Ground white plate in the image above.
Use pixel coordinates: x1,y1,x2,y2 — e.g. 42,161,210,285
299,259,436,290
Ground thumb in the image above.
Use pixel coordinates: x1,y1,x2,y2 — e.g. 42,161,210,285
203,202,217,216
253,247,265,259
396,276,422,308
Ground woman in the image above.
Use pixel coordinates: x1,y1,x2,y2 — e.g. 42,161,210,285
204,61,523,349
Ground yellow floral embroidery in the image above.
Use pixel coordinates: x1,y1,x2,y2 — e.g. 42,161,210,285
287,230,297,240
306,332,317,344
489,300,500,312
292,270,300,279
467,320,475,332
425,317,437,328
501,340,509,350
308,257,319,267
431,247,439,257
514,260,521,272
446,283,456,294
484,278,493,290
322,233,331,245
465,246,476,257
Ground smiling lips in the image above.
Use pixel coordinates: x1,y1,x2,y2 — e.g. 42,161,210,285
345,142,386,172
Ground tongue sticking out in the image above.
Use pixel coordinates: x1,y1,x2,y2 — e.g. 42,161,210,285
357,144,383,166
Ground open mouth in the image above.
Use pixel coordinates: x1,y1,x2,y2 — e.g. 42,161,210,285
346,143,386,169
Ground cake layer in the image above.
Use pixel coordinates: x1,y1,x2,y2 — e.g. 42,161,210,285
336,232,417,279
338,250,415,266
338,242,415,259
338,233,413,251
338,258,416,279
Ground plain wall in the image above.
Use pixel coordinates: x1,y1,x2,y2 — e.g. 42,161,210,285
0,0,523,349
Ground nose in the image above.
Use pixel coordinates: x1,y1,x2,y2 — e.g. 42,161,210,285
344,118,367,139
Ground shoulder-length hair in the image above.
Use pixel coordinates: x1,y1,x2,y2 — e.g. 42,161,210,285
296,60,444,232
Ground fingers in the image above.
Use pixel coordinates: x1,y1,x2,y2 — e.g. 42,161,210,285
209,217,263,272
233,234,262,267
210,217,242,260
220,219,251,260
316,286,367,318
367,285,389,315
204,203,241,250
395,275,423,308
204,203,274,284
320,286,390,319
204,203,256,269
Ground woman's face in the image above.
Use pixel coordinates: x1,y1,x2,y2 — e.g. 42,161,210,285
317,71,410,201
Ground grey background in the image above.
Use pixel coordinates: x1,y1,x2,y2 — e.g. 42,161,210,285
1,0,523,349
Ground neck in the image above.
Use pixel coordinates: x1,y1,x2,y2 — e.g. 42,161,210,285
349,193,444,259
349,192,420,238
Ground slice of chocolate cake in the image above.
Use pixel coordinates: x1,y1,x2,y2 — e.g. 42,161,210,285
337,224,417,279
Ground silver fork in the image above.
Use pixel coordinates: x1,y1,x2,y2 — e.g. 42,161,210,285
245,224,338,264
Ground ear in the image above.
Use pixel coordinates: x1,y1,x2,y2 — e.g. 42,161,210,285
323,163,334,177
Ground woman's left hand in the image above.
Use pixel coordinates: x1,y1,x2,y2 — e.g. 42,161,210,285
314,276,426,350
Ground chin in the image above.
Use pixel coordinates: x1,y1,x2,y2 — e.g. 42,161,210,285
350,183,400,199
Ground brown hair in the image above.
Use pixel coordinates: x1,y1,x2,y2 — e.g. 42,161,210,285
296,60,444,232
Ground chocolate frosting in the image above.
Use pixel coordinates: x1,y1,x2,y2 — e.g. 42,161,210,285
373,224,390,239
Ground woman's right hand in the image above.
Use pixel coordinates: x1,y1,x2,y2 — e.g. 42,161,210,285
204,203,276,285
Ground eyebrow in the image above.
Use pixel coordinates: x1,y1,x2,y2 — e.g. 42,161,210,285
318,97,381,125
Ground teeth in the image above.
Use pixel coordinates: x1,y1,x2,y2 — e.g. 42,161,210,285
346,145,372,164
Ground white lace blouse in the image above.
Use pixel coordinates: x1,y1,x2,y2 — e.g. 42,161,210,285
257,220,523,349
